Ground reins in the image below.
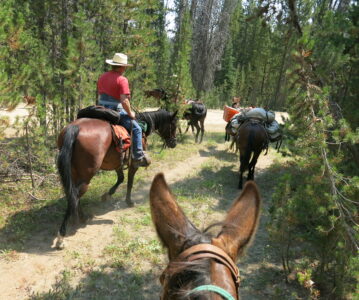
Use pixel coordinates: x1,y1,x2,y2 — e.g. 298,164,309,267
161,243,240,300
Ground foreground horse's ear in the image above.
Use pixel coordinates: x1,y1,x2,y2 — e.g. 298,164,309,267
150,173,196,259
212,181,261,261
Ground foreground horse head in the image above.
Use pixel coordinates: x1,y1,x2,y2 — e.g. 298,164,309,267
150,173,261,299
55,110,177,249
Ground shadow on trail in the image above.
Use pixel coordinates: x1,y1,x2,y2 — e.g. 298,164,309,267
29,263,161,300
199,144,238,161
0,181,129,255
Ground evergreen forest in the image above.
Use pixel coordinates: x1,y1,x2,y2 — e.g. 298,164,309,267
0,0,358,299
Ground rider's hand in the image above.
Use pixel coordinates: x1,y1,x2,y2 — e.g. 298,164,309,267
129,111,136,120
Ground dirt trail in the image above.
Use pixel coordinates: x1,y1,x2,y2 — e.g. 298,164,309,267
0,110,286,299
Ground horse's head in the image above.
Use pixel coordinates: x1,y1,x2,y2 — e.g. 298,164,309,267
157,110,178,148
150,173,261,300
144,88,168,100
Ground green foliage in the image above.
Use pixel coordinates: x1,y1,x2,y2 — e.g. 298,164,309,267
167,2,195,110
268,9,359,296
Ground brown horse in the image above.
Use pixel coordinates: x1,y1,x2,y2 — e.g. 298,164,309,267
144,88,171,110
183,102,207,143
55,109,178,249
234,119,268,189
150,173,261,299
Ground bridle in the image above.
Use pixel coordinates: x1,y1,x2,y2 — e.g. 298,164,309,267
160,244,240,300
138,110,177,148
155,114,177,149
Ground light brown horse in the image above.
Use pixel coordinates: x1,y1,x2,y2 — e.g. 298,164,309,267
234,119,268,189
150,173,261,300
144,88,171,110
55,110,177,249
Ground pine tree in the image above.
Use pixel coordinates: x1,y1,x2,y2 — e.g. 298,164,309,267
0,0,35,108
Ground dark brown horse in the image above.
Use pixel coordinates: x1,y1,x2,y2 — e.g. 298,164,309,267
234,119,268,189
55,109,178,249
150,173,261,299
183,102,207,143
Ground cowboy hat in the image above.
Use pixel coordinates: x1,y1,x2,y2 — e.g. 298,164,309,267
106,53,133,67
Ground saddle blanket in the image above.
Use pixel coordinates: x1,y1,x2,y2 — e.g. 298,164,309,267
111,124,131,152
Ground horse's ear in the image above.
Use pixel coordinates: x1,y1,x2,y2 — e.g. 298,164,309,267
150,173,197,259
171,110,178,119
212,181,261,261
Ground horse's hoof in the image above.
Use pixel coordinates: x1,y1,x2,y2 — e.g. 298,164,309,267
54,234,65,250
80,213,92,224
126,200,134,207
101,193,112,202
56,240,65,250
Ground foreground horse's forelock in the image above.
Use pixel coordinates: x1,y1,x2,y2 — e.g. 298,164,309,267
150,173,261,299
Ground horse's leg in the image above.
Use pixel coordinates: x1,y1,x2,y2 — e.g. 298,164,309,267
76,182,89,222
199,118,205,143
56,178,94,249
177,124,182,135
56,183,80,250
125,165,139,207
277,137,283,152
56,203,71,249
194,122,201,143
184,122,190,134
248,150,261,181
238,152,248,189
101,169,125,202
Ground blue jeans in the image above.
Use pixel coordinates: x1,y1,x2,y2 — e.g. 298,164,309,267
99,96,144,160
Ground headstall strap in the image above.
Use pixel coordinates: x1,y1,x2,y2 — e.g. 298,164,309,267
177,244,240,286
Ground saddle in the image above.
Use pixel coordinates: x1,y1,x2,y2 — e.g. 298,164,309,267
77,105,121,124
77,105,146,153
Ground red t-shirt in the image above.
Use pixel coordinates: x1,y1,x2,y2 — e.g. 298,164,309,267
97,71,130,100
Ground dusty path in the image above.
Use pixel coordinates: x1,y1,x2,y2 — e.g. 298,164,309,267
0,109,291,299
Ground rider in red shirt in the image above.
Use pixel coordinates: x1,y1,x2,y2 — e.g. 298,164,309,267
97,53,150,168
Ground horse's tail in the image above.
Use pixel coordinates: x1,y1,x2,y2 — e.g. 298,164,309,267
245,123,256,163
57,125,80,216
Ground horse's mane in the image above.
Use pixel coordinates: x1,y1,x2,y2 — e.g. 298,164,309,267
136,109,173,136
